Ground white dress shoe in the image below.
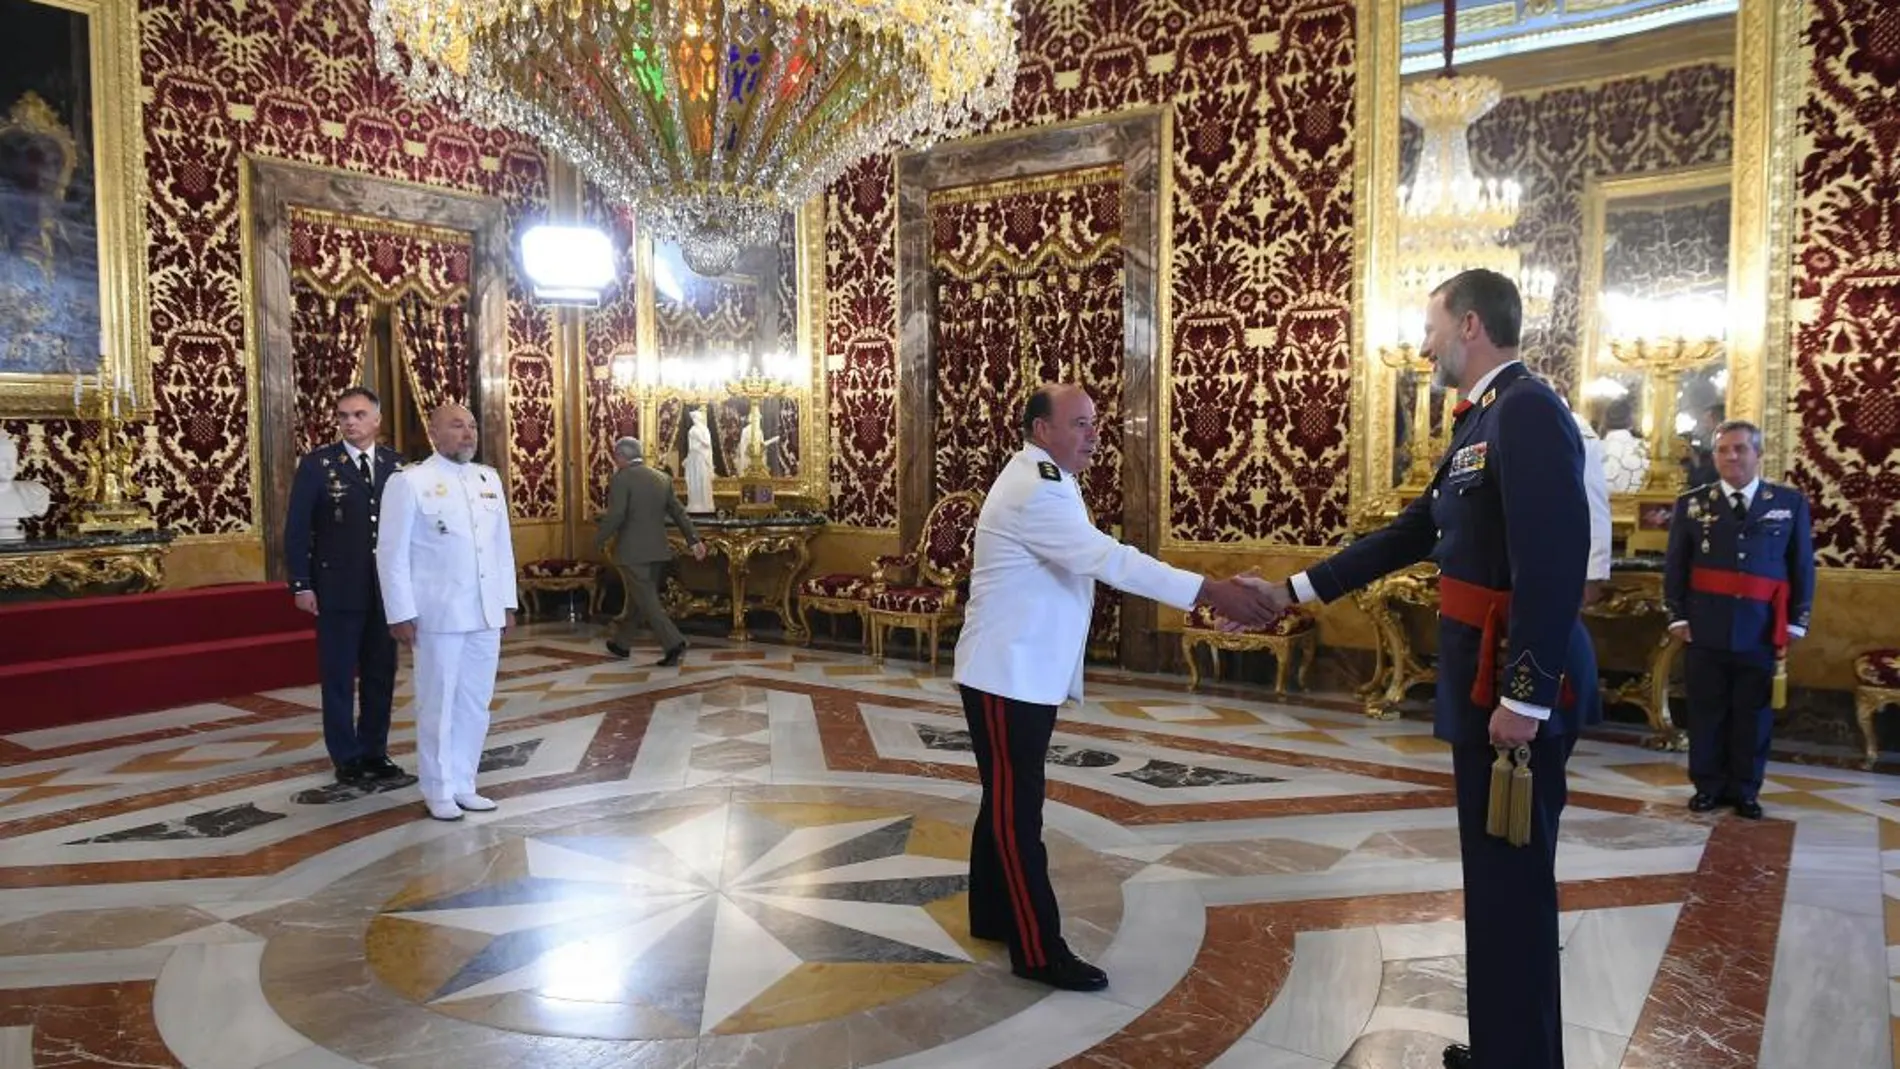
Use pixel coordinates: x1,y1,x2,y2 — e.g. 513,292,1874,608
454,793,497,812
425,799,464,821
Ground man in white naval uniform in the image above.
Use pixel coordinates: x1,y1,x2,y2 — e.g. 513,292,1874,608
952,383,1280,991
376,403,517,822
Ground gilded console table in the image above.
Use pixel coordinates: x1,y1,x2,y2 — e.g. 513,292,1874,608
1352,558,1687,750
662,513,825,642
0,531,176,602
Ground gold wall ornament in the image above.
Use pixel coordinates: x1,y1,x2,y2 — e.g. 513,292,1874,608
1350,0,1801,524
367,0,1017,277
70,368,155,534
0,536,169,594
0,0,150,419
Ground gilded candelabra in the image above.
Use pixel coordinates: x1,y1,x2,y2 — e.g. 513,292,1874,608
1378,342,1455,488
71,368,155,534
1606,334,1724,496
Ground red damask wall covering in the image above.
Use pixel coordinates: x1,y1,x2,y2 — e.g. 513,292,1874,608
1,0,576,535
826,0,1359,542
1792,0,1900,570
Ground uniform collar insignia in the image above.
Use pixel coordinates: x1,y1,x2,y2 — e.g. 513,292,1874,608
1481,388,1497,407
1761,486,1774,500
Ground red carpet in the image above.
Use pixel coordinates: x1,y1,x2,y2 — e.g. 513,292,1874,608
0,583,318,733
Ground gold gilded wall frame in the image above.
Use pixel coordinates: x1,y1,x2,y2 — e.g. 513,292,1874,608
0,0,149,418
1349,0,1805,521
240,156,511,582
625,197,829,508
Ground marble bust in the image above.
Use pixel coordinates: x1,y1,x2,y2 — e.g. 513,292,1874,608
0,431,51,542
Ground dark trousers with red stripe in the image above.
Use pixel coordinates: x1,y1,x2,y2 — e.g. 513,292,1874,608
960,684,1065,973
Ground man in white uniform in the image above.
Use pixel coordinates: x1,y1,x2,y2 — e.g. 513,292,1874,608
952,383,1280,991
377,403,517,822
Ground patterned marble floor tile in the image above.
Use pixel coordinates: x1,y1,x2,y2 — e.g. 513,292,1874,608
0,633,1891,1068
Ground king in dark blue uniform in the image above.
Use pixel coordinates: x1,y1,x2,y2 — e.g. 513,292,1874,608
1280,270,1599,1069
1663,419,1814,819
283,387,412,786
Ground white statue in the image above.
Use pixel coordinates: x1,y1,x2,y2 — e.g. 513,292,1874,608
734,404,781,477
684,407,716,513
0,431,52,543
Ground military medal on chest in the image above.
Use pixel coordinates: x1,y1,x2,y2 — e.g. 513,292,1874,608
324,458,346,522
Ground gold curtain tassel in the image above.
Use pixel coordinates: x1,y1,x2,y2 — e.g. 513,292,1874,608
1508,745,1534,847
1486,746,1513,839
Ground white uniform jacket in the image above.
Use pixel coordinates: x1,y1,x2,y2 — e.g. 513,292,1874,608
953,444,1203,706
1572,412,1612,582
376,453,518,633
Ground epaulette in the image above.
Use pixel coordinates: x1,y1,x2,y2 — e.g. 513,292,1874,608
1036,460,1061,482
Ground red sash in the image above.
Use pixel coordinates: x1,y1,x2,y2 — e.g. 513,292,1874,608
1690,566,1790,652
1439,576,1575,709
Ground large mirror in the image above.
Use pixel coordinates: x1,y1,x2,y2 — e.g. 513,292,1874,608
1579,167,1732,498
1350,0,1798,528
627,198,825,507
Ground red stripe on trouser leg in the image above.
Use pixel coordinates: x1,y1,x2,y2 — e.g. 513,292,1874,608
986,693,1045,968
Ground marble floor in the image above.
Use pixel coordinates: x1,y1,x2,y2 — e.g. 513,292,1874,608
1,624,1894,1069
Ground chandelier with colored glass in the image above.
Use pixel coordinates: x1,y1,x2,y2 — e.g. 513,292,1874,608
370,0,1019,276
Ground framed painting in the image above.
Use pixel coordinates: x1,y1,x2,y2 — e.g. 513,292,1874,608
0,0,146,417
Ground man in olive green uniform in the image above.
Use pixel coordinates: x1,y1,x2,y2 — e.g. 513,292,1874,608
597,436,707,665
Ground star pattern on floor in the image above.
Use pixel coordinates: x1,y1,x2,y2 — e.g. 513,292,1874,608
367,800,982,1037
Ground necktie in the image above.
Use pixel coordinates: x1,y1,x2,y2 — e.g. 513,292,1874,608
358,453,373,486
1730,490,1746,521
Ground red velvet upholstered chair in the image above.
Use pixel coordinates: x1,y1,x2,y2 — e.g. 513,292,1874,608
1180,605,1317,695
864,490,985,669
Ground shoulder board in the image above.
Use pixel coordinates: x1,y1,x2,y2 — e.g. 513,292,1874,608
1036,460,1061,482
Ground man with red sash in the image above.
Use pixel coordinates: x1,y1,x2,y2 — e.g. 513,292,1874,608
1266,269,1600,1069
1664,420,1814,820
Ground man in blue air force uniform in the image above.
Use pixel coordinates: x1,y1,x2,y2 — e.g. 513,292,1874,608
1664,419,1814,819
283,387,411,786
1261,270,1600,1069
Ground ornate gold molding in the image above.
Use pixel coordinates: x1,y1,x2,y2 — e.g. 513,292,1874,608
0,0,150,419
0,543,165,593
287,206,474,246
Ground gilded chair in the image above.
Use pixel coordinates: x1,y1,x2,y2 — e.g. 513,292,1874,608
1854,648,1900,769
1181,605,1318,695
864,490,985,669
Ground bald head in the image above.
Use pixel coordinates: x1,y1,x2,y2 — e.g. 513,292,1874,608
1023,383,1098,474
429,403,478,464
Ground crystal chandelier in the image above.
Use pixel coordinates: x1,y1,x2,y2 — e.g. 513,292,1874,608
1393,6,1548,320
370,0,1019,276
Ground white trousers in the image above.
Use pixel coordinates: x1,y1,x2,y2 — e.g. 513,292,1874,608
411,628,501,805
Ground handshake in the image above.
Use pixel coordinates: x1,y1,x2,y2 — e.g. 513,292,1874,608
1194,572,1299,631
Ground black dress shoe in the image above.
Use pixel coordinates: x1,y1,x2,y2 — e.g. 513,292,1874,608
605,641,630,658
1013,954,1108,992
1734,798,1763,820
655,644,686,667
1689,792,1720,813
1442,1043,1472,1069
334,761,370,785
361,755,407,780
